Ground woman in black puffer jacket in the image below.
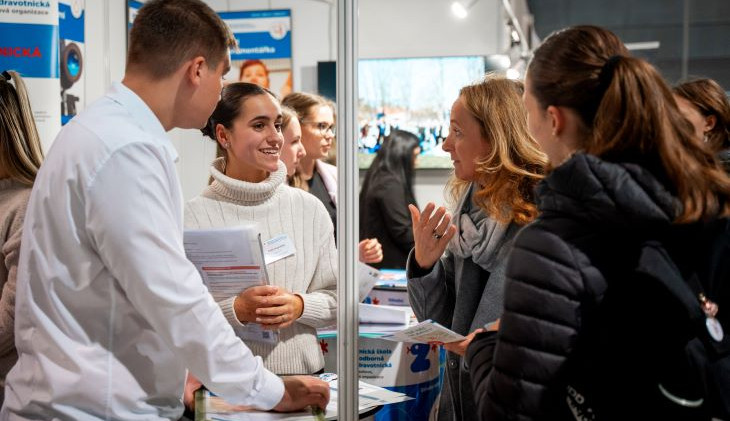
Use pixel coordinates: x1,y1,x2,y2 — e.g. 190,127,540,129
466,25,730,421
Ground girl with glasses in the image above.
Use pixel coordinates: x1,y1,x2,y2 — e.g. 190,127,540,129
283,92,383,264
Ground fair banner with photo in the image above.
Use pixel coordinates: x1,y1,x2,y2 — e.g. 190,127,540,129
127,4,293,98
0,0,61,151
220,9,293,99
59,0,85,125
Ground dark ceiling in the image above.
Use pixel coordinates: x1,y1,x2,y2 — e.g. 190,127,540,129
527,0,730,89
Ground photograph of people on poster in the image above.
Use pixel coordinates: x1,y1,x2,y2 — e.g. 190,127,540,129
221,10,293,98
127,5,293,98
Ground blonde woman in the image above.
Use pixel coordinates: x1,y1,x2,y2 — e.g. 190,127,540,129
407,75,546,421
0,70,43,403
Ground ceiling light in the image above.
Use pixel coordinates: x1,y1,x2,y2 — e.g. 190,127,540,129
451,0,477,19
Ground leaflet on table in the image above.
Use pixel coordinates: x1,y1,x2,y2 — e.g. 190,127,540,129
324,375,413,413
197,374,412,421
183,224,276,344
380,319,466,343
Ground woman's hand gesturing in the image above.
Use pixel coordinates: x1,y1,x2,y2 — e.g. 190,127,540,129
409,202,457,270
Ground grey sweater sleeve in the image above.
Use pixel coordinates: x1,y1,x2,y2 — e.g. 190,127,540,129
406,248,456,328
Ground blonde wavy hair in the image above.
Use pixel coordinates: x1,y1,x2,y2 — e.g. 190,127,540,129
0,70,44,186
446,75,547,225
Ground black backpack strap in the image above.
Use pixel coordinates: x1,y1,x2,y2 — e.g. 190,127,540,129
637,241,706,324
639,240,730,358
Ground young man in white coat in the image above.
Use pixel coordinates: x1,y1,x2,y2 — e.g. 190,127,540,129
1,1,329,419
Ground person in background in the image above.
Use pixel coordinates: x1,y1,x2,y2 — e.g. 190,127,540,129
466,25,730,420
359,129,421,269
239,59,270,89
2,1,328,419
280,105,306,177
407,75,547,421
186,82,337,377
0,70,44,405
673,78,730,172
283,91,383,264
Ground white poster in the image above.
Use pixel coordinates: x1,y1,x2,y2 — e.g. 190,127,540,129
0,0,62,151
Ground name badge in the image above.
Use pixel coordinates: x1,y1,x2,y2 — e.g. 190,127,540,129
262,234,296,265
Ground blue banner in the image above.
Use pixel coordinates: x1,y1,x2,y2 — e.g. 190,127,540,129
0,22,58,79
219,10,291,20
59,2,83,42
231,32,291,60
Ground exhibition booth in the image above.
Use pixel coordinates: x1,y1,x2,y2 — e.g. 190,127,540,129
0,0,533,419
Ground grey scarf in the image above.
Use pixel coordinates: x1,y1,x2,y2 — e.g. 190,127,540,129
446,183,513,272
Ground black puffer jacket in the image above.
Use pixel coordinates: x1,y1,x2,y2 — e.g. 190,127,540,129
466,153,730,420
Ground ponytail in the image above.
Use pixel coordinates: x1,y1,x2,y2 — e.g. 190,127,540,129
529,25,730,223
591,57,730,222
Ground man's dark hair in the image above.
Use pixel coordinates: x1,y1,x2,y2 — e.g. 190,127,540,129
127,0,237,79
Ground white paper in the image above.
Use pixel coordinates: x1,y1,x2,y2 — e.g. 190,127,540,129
358,262,381,302
184,224,277,344
326,377,413,412
380,319,466,343
358,303,411,325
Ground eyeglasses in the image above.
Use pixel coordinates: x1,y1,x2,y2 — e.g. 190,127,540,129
302,121,336,137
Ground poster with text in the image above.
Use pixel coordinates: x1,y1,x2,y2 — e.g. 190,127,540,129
220,9,293,98
59,0,84,125
0,0,61,151
126,4,293,98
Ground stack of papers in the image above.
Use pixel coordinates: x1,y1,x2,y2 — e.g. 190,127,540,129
358,303,412,325
327,377,412,413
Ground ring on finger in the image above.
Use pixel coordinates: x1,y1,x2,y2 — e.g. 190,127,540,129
432,230,443,240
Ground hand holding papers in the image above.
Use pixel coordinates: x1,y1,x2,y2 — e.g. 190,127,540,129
184,224,278,344
381,319,466,344
184,224,268,299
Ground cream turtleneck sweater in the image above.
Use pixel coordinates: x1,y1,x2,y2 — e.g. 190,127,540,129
0,178,31,393
185,159,337,375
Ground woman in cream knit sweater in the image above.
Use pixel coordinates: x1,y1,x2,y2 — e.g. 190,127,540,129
185,83,337,375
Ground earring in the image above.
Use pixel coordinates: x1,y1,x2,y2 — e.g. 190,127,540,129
703,134,709,143
224,142,231,149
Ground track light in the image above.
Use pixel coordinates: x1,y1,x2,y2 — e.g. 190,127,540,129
451,0,478,19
